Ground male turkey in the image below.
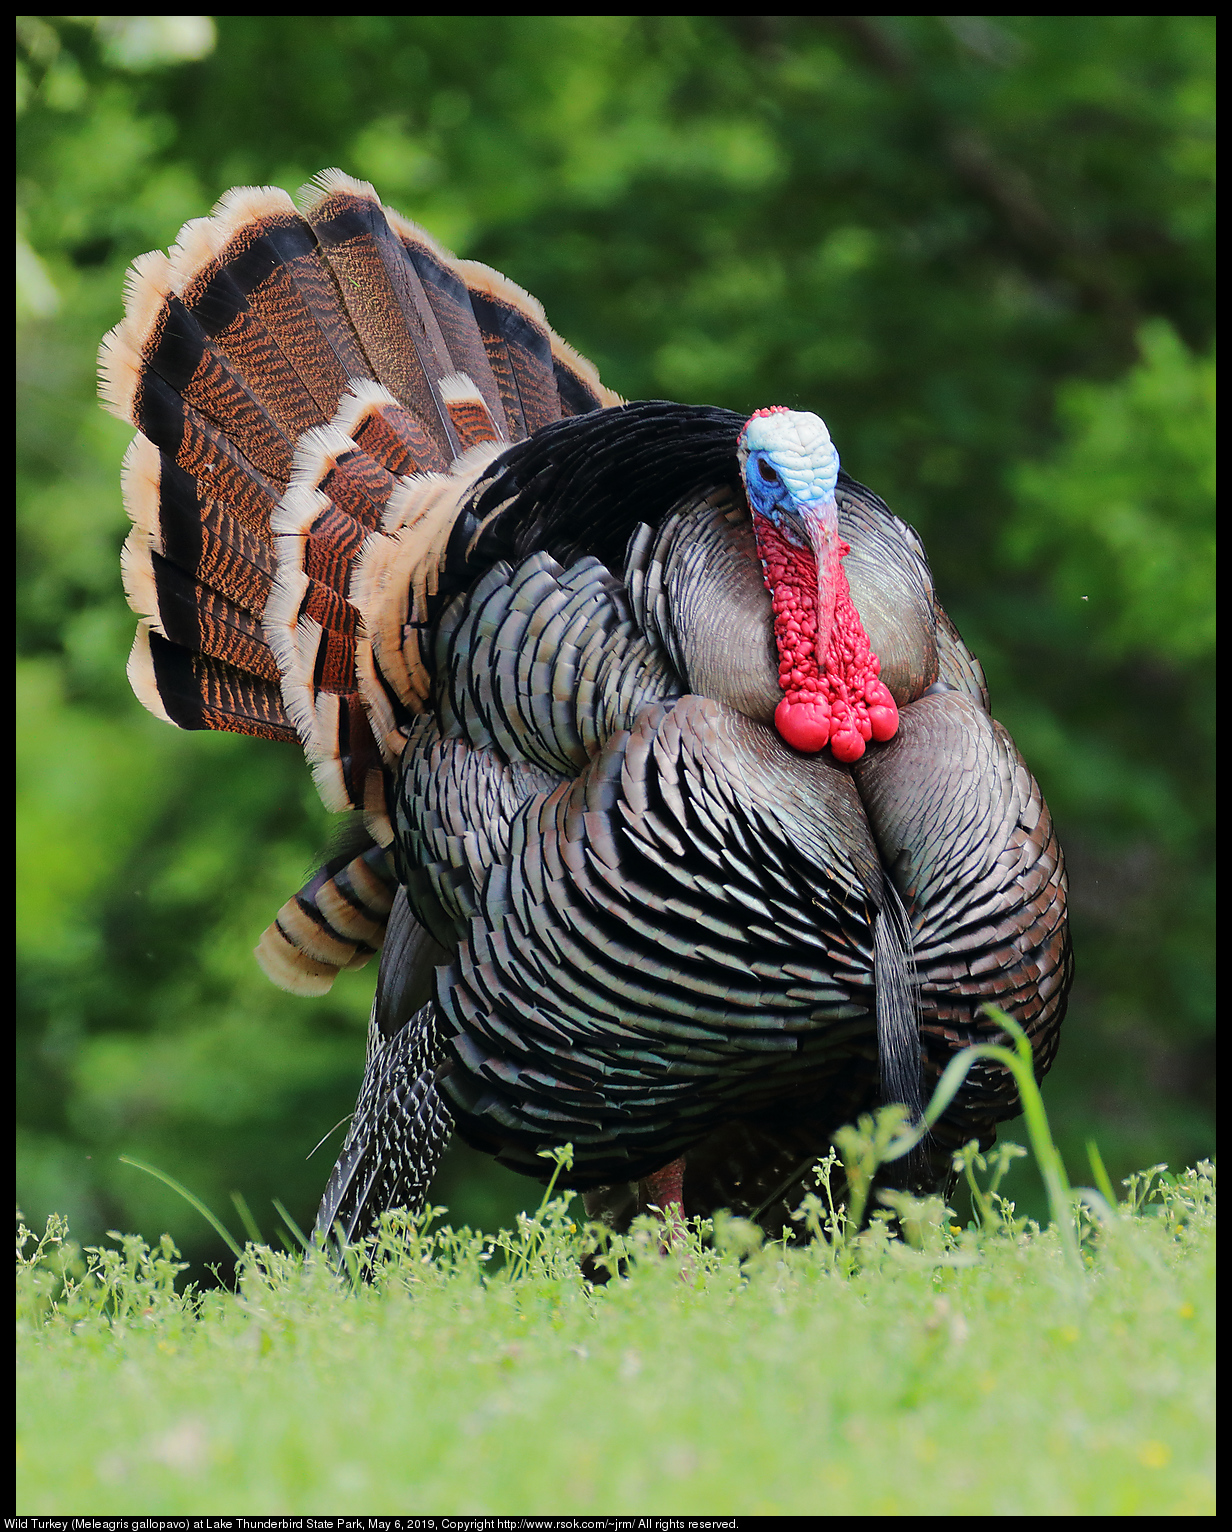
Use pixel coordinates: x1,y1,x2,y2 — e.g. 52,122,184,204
100,170,1071,1243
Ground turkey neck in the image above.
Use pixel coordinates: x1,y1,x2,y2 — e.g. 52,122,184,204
753,510,899,761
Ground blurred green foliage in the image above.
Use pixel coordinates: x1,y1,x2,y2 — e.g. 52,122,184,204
16,16,1215,1270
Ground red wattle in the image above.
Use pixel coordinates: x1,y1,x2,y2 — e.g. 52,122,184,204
775,697,831,752
829,725,866,763
753,513,900,760
866,679,899,742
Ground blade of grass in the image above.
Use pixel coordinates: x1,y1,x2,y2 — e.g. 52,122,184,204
1086,1140,1120,1209
119,1156,242,1260
508,1144,575,1285
879,1008,1083,1278
272,1198,312,1253
230,1191,264,1246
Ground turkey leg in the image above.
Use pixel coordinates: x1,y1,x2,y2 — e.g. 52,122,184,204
637,1157,690,1265
637,1156,685,1216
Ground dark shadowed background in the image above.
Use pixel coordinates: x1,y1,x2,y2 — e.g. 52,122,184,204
17,15,1214,1270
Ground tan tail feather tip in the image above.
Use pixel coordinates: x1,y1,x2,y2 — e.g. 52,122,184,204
382,203,457,269
311,750,360,816
354,637,402,765
551,333,625,409
120,527,162,634
166,214,228,296
254,923,340,997
449,439,507,482
331,379,403,441
364,797,397,849
286,422,363,497
297,167,379,216
271,479,329,541
126,622,176,727
275,612,331,752
118,249,175,354
454,257,551,333
209,183,298,243
437,371,485,405
120,433,162,541
97,328,142,423
437,372,499,444
262,562,312,680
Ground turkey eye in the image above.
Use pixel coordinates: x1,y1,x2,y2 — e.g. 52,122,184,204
758,458,780,484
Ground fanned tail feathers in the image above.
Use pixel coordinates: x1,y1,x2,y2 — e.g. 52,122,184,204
103,169,619,983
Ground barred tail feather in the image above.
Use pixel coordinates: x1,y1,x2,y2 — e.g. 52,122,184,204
256,839,399,996
130,622,297,740
105,167,620,994
299,170,463,464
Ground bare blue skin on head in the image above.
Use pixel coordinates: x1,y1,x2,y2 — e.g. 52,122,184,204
738,408,846,655
738,409,839,518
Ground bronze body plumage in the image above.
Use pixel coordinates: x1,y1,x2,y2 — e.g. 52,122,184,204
101,170,1071,1241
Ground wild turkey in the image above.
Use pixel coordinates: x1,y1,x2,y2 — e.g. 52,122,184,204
100,170,1071,1243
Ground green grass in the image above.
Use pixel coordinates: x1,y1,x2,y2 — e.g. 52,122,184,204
16,1130,1214,1515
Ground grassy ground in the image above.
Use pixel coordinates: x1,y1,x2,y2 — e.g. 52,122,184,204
16,1132,1215,1516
